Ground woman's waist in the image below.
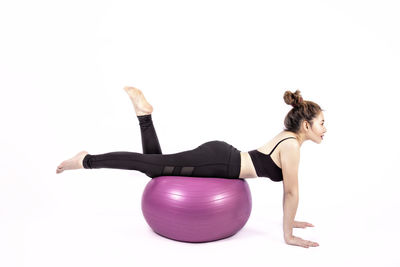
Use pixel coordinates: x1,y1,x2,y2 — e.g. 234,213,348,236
239,152,258,178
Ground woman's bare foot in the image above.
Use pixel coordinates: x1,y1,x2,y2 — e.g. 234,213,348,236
56,150,89,174
123,86,153,116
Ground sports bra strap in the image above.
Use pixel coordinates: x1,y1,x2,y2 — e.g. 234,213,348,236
269,137,297,155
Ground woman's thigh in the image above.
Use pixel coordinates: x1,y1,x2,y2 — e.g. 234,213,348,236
154,140,234,178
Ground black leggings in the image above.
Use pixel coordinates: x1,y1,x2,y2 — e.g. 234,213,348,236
82,115,242,179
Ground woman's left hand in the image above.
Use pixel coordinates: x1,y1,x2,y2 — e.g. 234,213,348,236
293,221,315,228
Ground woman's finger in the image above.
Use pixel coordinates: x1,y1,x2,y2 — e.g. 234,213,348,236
294,221,306,228
299,237,318,247
307,241,319,247
286,235,319,248
294,221,314,228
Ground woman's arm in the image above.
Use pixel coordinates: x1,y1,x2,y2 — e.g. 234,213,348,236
281,140,300,239
280,140,319,248
283,191,299,240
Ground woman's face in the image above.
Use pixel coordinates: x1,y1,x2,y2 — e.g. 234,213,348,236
309,112,327,144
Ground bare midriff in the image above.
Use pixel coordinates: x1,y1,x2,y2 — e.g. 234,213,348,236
239,152,258,179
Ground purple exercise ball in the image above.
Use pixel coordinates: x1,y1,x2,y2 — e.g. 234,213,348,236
141,176,252,243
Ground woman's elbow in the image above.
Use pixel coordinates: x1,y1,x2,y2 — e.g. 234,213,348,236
284,190,298,198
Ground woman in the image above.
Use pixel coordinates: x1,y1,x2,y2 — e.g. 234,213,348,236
56,86,327,248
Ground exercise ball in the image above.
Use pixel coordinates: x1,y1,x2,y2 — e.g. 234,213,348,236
141,176,252,243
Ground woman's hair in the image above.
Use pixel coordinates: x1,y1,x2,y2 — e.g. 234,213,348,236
283,90,324,133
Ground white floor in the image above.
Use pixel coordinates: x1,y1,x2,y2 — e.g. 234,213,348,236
1,1,400,266
2,172,399,267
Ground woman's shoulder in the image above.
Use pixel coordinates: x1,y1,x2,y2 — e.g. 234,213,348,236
257,131,299,153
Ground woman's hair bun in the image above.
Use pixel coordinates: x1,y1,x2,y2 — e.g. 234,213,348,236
284,89,304,108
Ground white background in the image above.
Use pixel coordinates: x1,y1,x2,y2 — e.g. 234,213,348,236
1,0,399,266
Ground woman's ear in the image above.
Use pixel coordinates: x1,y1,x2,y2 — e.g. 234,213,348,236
302,120,309,130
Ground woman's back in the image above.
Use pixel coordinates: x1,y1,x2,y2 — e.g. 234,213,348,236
239,131,298,179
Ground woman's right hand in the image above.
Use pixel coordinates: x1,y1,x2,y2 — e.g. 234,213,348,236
285,235,319,248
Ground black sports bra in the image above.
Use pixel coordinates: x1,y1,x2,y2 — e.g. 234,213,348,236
248,137,297,182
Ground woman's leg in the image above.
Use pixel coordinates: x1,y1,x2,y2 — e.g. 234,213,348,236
56,86,242,178
124,86,162,154
82,141,241,179
137,114,162,154
55,115,163,174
